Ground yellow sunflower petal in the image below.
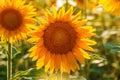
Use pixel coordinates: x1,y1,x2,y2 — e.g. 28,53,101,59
45,9,55,23
79,48,91,59
66,52,79,71
32,55,38,61
44,52,51,66
27,38,39,42
63,6,73,20
52,6,57,18
73,48,85,64
50,54,55,73
74,19,87,27
54,54,61,71
72,11,81,22
57,6,65,19
29,51,36,58
61,54,70,73
29,46,37,52
45,60,50,72
37,48,47,58
39,17,48,24
36,56,45,69
77,40,95,51
81,39,96,45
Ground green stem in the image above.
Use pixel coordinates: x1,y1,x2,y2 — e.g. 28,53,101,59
83,0,87,19
7,42,12,80
60,72,63,80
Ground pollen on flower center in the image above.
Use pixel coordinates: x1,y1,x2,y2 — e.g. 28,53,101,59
0,9,23,30
43,21,77,54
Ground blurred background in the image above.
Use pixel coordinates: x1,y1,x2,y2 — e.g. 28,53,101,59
0,0,120,80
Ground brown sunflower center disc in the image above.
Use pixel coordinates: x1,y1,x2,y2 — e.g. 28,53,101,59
43,22,77,54
0,9,22,30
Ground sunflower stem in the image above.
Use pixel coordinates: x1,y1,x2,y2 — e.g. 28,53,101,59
83,0,87,19
60,72,63,80
7,42,12,80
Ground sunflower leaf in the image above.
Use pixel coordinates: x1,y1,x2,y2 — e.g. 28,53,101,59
103,42,120,49
110,49,120,54
12,68,34,80
103,42,120,54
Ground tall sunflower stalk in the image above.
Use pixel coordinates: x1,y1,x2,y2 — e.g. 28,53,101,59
7,42,12,80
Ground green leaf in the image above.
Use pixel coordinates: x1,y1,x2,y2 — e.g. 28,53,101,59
103,42,120,54
110,49,120,53
2,48,6,54
12,68,34,80
12,46,17,54
103,42,120,49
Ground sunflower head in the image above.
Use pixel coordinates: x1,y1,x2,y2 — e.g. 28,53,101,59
0,0,36,42
29,6,96,73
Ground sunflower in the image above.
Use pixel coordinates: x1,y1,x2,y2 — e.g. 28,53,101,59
75,0,98,10
75,0,85,8
29,6,96,73
88,0,98,10
0,0,36,42
99,0,120,15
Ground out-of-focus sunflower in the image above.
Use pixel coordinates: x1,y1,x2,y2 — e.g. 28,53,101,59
75,0,85,8
88,0,98,10
75,0,98,10
99,0,120,15
29,6,96,73
0,0,36,42
28,0,56,16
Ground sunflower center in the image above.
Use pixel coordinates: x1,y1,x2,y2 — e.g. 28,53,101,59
43,22,77,54
0,8,22,30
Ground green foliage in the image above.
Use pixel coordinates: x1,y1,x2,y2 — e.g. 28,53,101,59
103,42,120,54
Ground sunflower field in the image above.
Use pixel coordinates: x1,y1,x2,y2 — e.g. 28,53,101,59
0,0,120,80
